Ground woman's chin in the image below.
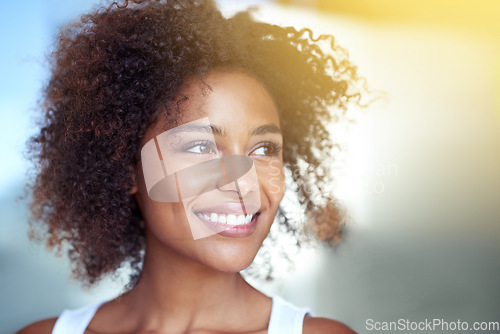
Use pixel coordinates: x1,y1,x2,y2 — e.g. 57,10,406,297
201,249,257,274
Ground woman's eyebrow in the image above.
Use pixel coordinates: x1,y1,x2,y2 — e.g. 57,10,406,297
250,124,282,136
166,123,281,137
210,123,282,136
167,124,224,136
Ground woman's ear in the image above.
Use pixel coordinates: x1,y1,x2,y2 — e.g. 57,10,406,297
128,166,138,195
128,182,138,195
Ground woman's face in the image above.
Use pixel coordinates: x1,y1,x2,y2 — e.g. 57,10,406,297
133,71,285,272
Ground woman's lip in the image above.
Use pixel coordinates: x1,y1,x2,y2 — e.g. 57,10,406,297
193,202,260,215
196,213,260,238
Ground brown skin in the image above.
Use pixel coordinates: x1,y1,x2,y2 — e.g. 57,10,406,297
17,72,355,334
18,316,356,334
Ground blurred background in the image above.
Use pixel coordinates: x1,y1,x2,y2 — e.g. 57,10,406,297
1,0,499,333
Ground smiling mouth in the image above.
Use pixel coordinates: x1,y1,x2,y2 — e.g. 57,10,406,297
194,212,259,226
193,211,261,237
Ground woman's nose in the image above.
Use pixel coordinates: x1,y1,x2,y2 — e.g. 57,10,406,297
218,159,259,198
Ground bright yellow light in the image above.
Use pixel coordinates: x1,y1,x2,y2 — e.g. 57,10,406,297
279,0,500,38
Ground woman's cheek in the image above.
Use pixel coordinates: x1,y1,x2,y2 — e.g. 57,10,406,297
260,159,286,204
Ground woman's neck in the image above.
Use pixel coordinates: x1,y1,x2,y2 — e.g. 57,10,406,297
99,234,271,333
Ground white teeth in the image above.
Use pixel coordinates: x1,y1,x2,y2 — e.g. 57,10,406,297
227,214,237,225
237,215,245,225
196,212,255,226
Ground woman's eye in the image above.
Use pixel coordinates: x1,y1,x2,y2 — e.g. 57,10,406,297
185,142,217,154
253,146,273,156
251,142,281,156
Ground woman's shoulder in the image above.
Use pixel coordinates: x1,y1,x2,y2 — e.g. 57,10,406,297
303,315,357,334
16,317,58,334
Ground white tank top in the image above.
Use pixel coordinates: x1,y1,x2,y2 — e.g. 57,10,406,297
51,295,311,334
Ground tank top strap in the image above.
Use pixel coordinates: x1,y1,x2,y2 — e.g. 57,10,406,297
51,301,105,334
268,295,312,334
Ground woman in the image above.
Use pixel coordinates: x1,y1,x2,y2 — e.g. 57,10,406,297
19,0,362,332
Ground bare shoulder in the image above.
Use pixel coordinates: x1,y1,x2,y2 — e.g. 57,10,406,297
15,317,58,334
303,315,357,334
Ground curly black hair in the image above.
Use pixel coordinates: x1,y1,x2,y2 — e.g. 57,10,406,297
27,0,363,287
